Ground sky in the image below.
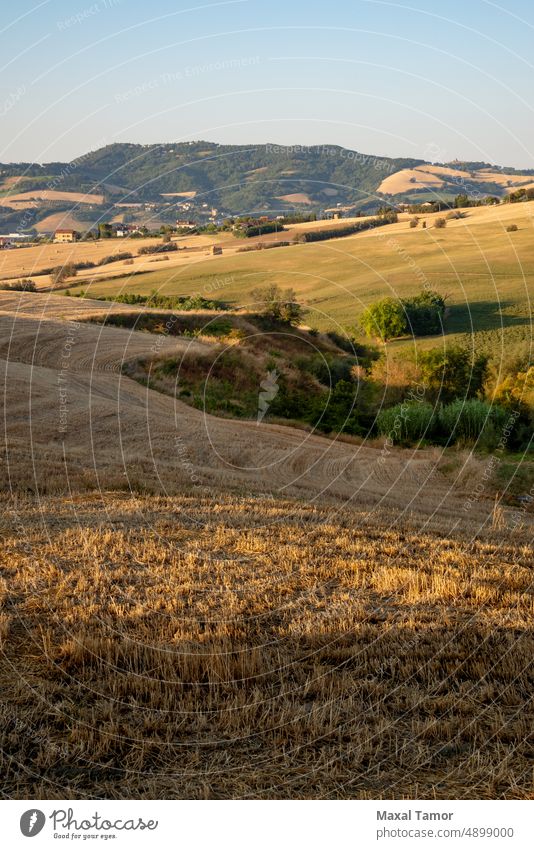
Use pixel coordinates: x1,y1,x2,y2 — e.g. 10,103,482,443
1,0,534,167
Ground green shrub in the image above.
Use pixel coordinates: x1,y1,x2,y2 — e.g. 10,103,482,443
438,399,508,447
251,284,302,326
297,213,397,243
404,289,446,336
0,279,36,292
418,345,488,402
138,243,178,255
361,289,446,341
360,297,407,341
377,401,436,444
98,252,133,265
50,263,77,285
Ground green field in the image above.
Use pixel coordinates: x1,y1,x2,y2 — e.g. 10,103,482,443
69,202,534,356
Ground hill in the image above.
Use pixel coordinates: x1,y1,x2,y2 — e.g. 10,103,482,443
65,200,534,357
0,288,532,799
2,142,533,233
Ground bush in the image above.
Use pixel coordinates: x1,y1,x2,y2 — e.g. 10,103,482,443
297,213,397,243
377,401,436,444
252,285,302,326
360,297,407,341
506,224,518,232
95,292,227,311
0,279,36,292
50,264,77,286
262,240,290,249
404,290,446,336
73,261,96,270
418,345,488,403
439,399,508,448
234,221,282,238
361,289,446,341
434,217,447,229
138,243,178,255
409,217,419,228
98,252,133,265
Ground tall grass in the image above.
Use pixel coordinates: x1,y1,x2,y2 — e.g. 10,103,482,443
377,401,436,444
439,398,508,447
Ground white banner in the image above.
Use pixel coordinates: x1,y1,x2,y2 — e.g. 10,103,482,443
1,800,532,848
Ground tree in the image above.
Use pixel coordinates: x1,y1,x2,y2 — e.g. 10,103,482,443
418,345,488,403
404,290,446,336
361,289,446,341
493,366,534,416
50,264,78,287
360,298,407,342
98,222,113,239
252,285,302,326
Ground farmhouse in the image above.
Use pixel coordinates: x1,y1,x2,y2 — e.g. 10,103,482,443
176,219,197,229
115,224,143,237
54,228,78,243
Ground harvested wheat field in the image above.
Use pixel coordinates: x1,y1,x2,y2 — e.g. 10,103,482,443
0,290,532,800
0,492,533,799
0,190,104,208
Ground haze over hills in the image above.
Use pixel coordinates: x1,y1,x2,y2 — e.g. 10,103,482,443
1,141,534,234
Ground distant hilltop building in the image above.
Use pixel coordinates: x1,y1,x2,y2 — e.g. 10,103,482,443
54,229,78,243
176,219,197,229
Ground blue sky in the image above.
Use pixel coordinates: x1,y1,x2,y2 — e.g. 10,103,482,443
1,0,533,166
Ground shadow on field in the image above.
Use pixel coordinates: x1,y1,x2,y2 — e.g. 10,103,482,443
445,300,531,334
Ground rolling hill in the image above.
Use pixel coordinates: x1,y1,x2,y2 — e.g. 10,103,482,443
2,142,534,233
65,200,534,357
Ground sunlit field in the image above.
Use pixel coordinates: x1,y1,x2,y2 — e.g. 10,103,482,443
62,202,534,354
1,491,533,799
